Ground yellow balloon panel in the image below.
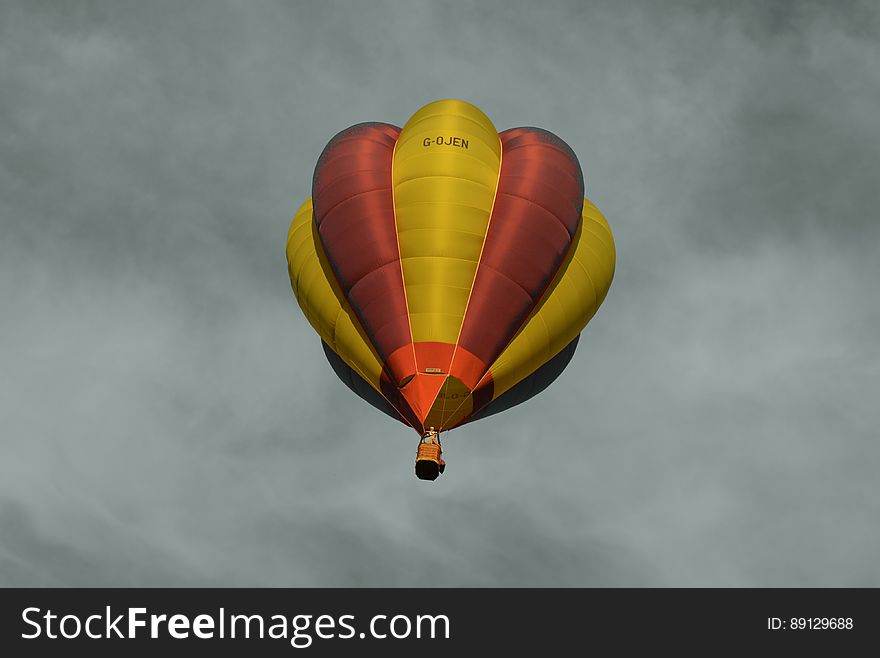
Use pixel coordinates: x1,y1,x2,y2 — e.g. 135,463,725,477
285,199,386,393
392,99,502,346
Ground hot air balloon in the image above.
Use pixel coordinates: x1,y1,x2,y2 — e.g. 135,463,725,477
286,100,615,480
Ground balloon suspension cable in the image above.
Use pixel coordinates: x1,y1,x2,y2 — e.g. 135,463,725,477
415,428,445,481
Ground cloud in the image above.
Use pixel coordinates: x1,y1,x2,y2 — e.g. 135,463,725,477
2,0,878,586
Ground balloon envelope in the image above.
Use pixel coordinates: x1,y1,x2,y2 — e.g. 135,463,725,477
287,100,615,435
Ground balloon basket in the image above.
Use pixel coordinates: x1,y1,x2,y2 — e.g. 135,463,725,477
415,441,445,481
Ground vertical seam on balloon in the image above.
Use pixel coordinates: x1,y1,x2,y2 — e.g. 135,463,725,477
437,133,504,430
389,130,419,395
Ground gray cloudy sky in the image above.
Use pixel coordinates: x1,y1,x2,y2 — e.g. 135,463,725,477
2,0,879,587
